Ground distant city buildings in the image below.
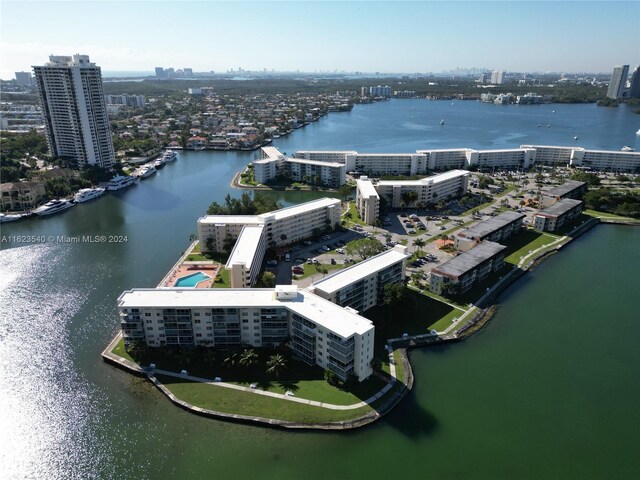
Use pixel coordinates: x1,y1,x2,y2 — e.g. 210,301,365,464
490,70,506,84
155,66,194,79
606,65,629,99
33,54,115,169
14,71,34,87
104,94,146,108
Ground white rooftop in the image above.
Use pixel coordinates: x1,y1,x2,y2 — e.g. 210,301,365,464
118,287,374,337
378,169,468,186
198,215,263,226
259,197,340,222
260,146,283,159
356,178,379,198
226,225,265,269
311,246,408,295
286,158,344,168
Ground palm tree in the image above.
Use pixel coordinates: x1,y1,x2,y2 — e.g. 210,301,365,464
266,354,287,378
223,352,239,368
413,238,426,255
239,349,259,369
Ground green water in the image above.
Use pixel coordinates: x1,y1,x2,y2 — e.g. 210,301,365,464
1,100,638,479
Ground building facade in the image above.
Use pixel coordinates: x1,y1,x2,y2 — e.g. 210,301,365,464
430,241,507,295
226,225,266,288
0,181,46,211
533,198,584,232
118,286,375,381
454,211,526,252
541,180,587,207
355,176,380,225
33,55,115,169
607,65,629,99
104,94,146,108
374,170,469,209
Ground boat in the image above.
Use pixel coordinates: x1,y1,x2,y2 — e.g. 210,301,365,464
153,158,166,169
573,136,579,140
621,146,635,152
74,187,105,203
0,213,23,223
33,199,74,216
636,129,640,136
162,150,177,162
133,164,157,179
106,175,138,191
440,119,445,126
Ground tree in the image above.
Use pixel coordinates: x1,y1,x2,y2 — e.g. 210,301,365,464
257,271,276,288
266,354,287,378
413,237,426,255
338,183,353,200
223,352,239,367
383,283,406,307
401,190,419,207
370,357,382,371
239,349,259,369
324,369,338,386
345,237,385,260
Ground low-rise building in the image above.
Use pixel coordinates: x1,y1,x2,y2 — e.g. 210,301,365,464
454,211,526,252
284,158,345,187
375,170,469,209
0,181,46,212
225,225,266,288
198,197,341,253
533,198,584,232
309,246,409,313
430,241,507,295
186,136,208,149
118,285,375,381
541,180,587,207
355,176,380,225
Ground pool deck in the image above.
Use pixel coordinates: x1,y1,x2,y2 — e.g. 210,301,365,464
157,241,220,288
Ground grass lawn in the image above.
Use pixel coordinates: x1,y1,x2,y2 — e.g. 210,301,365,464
364,288,457,353
212,268,230,288
111,338,134,362
185,242,229,263
584,209,636,221
155,374,376,423
294,262,345,280
503,229,558,265
345,202,368,226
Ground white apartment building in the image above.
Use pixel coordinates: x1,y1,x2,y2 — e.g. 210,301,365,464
375,170,469,209
309,246,409,313
573,149,640,173
284,158,346,187
118,285,375,381
533,198,584,232
33,55,115,169
226,225,266,288
416,149,468,171
454,211,525,252
104,94,146,108
294,150,356,163
430,241,507,295
520,145,578,166
355,176,380,225
198,197,341,253
465,148,536,170
346,153,428,176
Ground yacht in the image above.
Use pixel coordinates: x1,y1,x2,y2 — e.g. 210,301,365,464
33,199,74,216
162,150,177,162
107,175,138,191
440,119,445,125
0,213,23,223
636,129,640,136
153,158,166,169
74,187,105,203
137,164,157,178
621,146,635,152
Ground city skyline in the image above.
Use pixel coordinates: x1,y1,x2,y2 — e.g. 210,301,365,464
1,1,639,80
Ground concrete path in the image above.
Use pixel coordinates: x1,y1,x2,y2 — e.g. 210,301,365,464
151,348,398,411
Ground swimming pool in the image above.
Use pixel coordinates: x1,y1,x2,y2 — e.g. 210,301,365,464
175,272,211,287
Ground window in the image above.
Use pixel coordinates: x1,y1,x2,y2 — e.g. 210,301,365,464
145,313,151,317
194,319,201,324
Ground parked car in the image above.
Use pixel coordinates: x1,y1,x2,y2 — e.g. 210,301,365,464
267,260,277,266
322,245,331,252
285,253,291,261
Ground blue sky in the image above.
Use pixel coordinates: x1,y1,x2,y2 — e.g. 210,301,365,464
1,1,639,79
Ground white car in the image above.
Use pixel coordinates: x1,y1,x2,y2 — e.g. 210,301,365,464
322,246,331,252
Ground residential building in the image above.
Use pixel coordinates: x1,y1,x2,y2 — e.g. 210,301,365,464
104,94,146,108
541,180,587,207
607,65,629,99
186,136,208,149
369,85,392,97
491,70,506,84
533,198,584,232
15,71,33,87
346,153,428,177
629,66,640,99
33,54,115,169
571,149,640,173
294,150,356,163
520,145,578,166
465,148,536,170
226,225,266,288
118,285,375,381
374,170,469,209
355,176,380,225
284,158,346,187
454,211,526,252
198,197,341,253
429,241,507,295
309,246,409,313
0,181,46,211
155,67,165,78
416,148,467,171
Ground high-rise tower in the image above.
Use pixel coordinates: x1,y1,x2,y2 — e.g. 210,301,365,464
33,55,115,169
606,65,629,99
628,66,640,99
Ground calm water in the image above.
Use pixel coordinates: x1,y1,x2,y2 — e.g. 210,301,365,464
1,100,638,479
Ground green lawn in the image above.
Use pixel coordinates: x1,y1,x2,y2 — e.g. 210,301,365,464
111,338,134,362
155,374,376,423
584,209,635,221
364,288,457,352
212,268,230,288
345,202,368,226
503,229,558,265
294,261,345,280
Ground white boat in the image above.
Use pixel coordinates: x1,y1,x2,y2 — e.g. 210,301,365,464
107,175,138,191
621,146,635,152
636,129,640,136
0,213,23,223
153,158,166,169
33,199,74,216
440,119,445,125
74,187,105,203
162,150,177,162
137,164,157,178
